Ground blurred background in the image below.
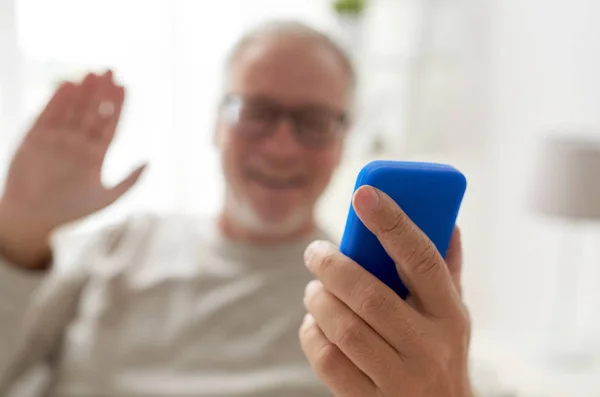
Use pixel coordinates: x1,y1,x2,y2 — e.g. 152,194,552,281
1,0,599,395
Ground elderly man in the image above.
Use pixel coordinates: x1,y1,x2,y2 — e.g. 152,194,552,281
0,21,473,397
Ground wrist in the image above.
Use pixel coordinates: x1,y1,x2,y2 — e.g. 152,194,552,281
0,200,54,269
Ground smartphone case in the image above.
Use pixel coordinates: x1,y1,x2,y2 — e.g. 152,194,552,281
339,160,467,299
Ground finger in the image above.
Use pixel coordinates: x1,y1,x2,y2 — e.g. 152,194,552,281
80,71,116,139
303,280,403,391
98,84,125,143
299,314,376,397
352,185,461,318
31,82,77,131
304,241,426,356
105,164,147,205
64,73,98,130
444,226,463,297
407,228,463,309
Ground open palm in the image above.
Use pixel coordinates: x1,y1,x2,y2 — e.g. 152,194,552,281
2,71,145,230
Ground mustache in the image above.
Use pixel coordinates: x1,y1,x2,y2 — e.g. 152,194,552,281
244,167,308,187
243,159,307,174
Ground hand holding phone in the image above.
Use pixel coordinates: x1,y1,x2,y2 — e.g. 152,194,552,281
301,164,472,396
339,160,467,299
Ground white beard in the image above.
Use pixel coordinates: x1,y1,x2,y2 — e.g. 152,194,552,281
225,191,312,238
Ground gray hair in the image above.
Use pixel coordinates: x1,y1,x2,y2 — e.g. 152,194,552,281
223,20,357,106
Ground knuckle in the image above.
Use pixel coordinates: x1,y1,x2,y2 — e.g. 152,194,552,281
355,283,390,317
313,250,337,276
313,342,343,376
380,211,410,235
407,241,440,277
402,315,427,342
334,317,366,349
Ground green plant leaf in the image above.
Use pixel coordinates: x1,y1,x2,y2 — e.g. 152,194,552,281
333,0,367,15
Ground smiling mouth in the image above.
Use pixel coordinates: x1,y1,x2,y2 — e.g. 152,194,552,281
246,169,307,190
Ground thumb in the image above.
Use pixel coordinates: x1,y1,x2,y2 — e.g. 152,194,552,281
106,164,147,204
445,226,463,297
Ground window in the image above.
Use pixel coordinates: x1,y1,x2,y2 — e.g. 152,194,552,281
5,0,342,230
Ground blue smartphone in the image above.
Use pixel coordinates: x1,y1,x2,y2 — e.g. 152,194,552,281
339,160,467,299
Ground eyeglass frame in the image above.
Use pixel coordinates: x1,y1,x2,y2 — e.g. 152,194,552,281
219,94,350,148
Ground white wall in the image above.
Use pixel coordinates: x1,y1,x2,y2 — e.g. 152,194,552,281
0,0,23,172
1,0,342,231
484,0,600,334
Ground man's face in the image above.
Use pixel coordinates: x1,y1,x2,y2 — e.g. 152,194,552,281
216,35,351,233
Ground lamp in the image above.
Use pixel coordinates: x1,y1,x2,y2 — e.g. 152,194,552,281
528,132,600,368
529,134,600,219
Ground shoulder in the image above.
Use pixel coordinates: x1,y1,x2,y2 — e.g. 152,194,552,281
121,212,218,249
53,212,218,272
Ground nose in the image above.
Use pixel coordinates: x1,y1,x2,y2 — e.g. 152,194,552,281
261,117,304,155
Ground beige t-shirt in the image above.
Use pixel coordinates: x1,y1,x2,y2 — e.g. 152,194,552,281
0,214,332,397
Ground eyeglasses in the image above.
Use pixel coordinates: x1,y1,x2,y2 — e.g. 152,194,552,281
220,95,349,148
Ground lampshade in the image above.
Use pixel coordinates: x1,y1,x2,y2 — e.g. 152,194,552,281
528,133,600,220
